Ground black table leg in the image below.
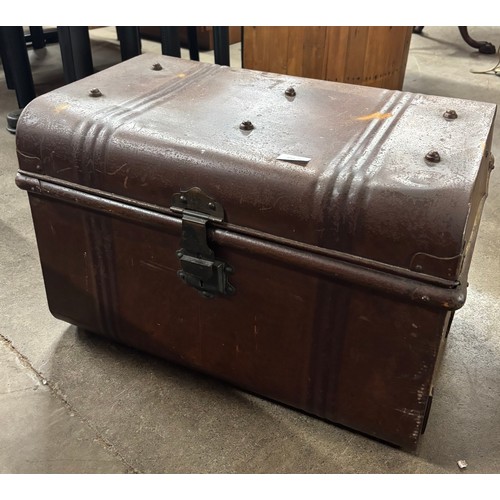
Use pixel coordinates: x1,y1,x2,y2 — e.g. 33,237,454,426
116,26,141,61
213,27,230,66
187,27,199,61
458,27,496,54
29,26,46,49
0,26,36,106
0,32,15,90
240,27,244,68
160,27,181,57
57,26,94,83
0,26,36,133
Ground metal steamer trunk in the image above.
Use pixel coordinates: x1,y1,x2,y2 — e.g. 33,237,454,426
15,54,496,450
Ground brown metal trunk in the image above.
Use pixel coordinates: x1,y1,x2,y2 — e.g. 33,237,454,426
15,54,496,450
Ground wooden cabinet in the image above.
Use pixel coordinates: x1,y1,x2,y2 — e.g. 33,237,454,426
243,27,412,90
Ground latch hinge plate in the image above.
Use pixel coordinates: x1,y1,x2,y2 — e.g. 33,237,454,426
171,187,234,298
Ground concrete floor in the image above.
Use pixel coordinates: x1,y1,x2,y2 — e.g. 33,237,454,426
1,27,499,473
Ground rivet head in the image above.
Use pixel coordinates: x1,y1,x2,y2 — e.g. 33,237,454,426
425,150,441,164
414,265,423,272
180,195,187,202
208,202,216,210
443,109,458,120
285,87,296,97
239,120,254,131
89,88,102,97
151,63,163,71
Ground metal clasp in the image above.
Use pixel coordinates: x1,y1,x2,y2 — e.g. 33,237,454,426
171,187,234,298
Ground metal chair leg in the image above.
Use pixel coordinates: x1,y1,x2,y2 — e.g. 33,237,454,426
29,26,46,49
187,27,199,61
0,31,15,90
160,27,181,57
0,26,36,132
57,26,94,83
458,27,496,54
240,27,244,68
213,27,230,66
0,27,36,106
116,26,141,61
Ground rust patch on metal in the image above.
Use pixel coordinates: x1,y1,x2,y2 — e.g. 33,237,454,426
54,103,70,113
356,111,393,121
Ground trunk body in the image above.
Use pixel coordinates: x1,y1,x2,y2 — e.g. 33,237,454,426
16,54,496,450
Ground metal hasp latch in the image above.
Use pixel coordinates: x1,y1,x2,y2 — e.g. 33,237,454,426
171,187,234,298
